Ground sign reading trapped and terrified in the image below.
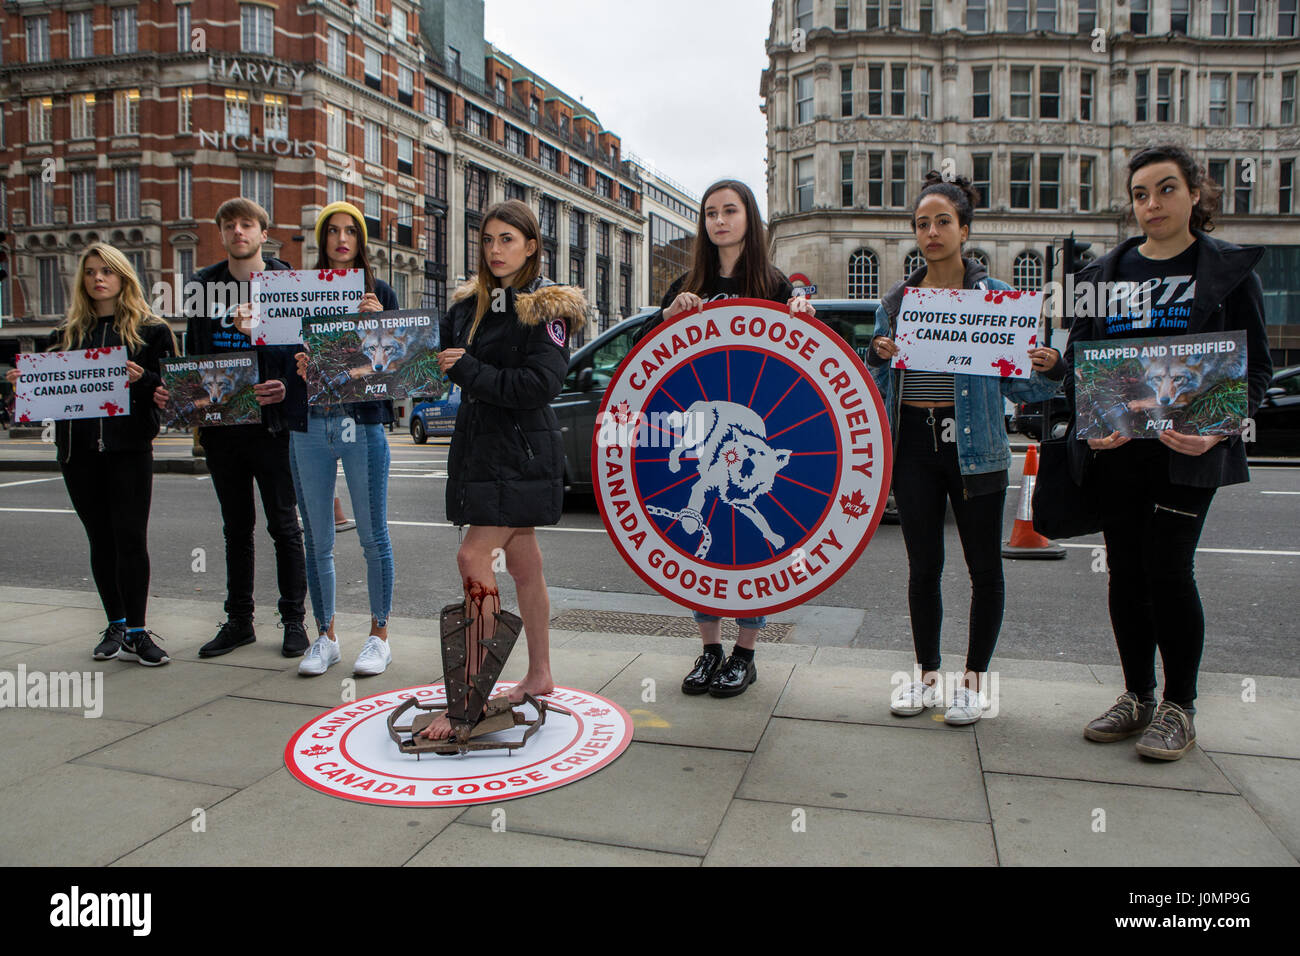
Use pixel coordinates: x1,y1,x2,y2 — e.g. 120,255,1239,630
891,287,1043,379
301,309,442,404
249,268,365,346
12,347,130,423
160,353,261,428
593,299,891,618
1074,330,1248,439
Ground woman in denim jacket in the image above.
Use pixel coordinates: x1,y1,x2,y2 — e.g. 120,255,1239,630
867,172,1065,725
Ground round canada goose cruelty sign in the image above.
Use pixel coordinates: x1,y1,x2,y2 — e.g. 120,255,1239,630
593,299,890,617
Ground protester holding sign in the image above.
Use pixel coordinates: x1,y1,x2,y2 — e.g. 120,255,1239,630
635,179,815,699
282,202,399,678
6,243,176,664
1063,145,1271,760
416,200,586,742
153,197,309,660
867,172,1064,724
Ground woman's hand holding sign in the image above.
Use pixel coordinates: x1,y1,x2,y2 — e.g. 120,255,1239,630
871,336,899,361
438,349,465,374
358,293,383,314
787,295,816,317
663,292,703,322
1028,347,1060,372
1158,431,1225,456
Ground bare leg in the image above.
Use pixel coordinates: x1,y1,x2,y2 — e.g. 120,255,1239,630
735,625,761,651
698,618,722,647
504,529,554,703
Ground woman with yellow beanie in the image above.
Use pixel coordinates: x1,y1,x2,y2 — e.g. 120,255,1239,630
287,201,400,679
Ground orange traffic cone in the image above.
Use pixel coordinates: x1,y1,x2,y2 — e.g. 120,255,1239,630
1002,444,1065,559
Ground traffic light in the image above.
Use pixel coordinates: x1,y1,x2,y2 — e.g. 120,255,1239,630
1062,233,1092,276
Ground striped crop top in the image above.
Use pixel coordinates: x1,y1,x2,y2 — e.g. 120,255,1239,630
900,369,956,403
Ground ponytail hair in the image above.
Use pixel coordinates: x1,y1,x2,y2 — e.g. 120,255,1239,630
911,170,980,229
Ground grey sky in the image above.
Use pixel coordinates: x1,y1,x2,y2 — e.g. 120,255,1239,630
482,0,774,216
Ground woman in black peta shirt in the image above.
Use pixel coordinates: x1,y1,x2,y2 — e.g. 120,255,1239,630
637,179,814,699
1065,145,1271,761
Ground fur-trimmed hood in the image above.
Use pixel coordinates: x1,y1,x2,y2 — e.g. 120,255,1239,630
450,276,588,331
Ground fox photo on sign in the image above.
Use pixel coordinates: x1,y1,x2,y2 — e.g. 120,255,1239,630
1074,330,1248,439
891,287,1043,379
249,268,365,346
593,299,891,618
12,347,130,423
160,353,261,428
301,309,442,404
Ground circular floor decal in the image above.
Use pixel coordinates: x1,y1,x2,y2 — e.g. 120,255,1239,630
285,683,633,807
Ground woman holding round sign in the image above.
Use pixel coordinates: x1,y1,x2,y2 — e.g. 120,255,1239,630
1064,146,1270,760
6,242,176,665
417,200,587,743
636,179,815,699
867,172,1065,725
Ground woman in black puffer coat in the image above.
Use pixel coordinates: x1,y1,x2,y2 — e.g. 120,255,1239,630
420,200,587,743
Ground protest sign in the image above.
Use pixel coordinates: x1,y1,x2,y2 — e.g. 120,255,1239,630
161,353,261,428
301,309,442,404
1074,331,1248,439
249,268,365,346
12,347,130,422
891,287,1042,379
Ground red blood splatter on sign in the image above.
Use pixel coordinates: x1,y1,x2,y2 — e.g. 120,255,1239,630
83,348,114,359
894,358,908,370
317,269,349,281
99,401,124,416
991,358,1021,377
255,335,267,346
17,412,30,423
1028,334,1037,346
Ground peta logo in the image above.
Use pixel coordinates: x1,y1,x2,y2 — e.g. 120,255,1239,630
49,886,151,936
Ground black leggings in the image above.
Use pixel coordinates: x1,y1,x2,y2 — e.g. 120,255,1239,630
61,449,154,627
1092,443,1216,710
892,406,1006,673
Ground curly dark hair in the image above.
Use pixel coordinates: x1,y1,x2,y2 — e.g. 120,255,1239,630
1126,144,1222,233
912,170,980,229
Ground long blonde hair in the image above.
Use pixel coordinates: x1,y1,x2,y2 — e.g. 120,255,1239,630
466,201,542,343
56,242,174,353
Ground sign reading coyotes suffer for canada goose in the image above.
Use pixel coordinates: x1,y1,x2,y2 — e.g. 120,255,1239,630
12,347,130,423
891,286,1043,379
301,308,443,404
593,299,892,618
161,353,261,428
1074,330,1249,439
249,268,365,346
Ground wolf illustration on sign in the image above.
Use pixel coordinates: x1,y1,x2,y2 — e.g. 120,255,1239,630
355,326,417,375
199,366,239,406
1127,350,1247,412
667,400,792,552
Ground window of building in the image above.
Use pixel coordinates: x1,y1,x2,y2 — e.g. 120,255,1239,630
841,66,853,117
115,166,140,220
1079,156,1094,212
1135,70,1149,123
1011,68,1032,118
113,6,138,54
494,76,506,107
239,168,272,220
425,84,449,123
365,46,383,89
1209,73,1230,126
365,120,382,164
795,0,813,31
397,134,413,174
425,148,447,201
1080,70,1094,121
326,103,345,150
392,272,407,308
848,249,879,298
795,156,814,212
364,188,382,236
530,96,540,125
1078,0,1097,31
505,124,527,157
1283,73,1297,125
866,0,882,27
1039,67,1060,119
72,171,96,224
1013,252,1043,291
39,257,65,316
178,166,192,220
841,151,854,207
465,104,489,137
178,87,192,133
888,0,903,26
868,151,884,206
177,249,195,284
836,0,850,29
1010,154,1033,209
328,26,347,73
398,65,414,105
327,176,346,206
904,249,926,276
178,4,192,52
890,65,906,115
69,11,94,58
359,0,375,20
116,89,140,135
1281,159,1294,214
869,65,885,115
796,72,814,124
1238,0,1256,35
973,67,991,118
971,154,991,209
29,174,53,224
920,0,933,32
890,151,907,206
540,142,559,172
1211,0,1229,35
1037,0,1057,30
392,5,407,42
539,196,557,240
596,174,612,199
240,4,273,55
465,165,488,213
397,198,414,245
1008,0,1029,31
26,15,51,63
966,0,987,31
225,89,250,136
1039,155,1061,209
1236,74,1256,126
967,249,991,271
28,97,52,142
1208,158,1230,209
1234,158,1252,212
1130,0,1149,34
1156,69,1172,122
71,93,95,139
920,67,931,118
1282,0,1299,36
1179,70,1191,123
505,181,527,203
264,93,288,140
570,159,588,188
1171,0,1190,33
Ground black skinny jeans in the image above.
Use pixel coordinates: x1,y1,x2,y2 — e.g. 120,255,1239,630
201,426,306,625
61,449,154,627
1092,442,1216,711
892,405,1007,674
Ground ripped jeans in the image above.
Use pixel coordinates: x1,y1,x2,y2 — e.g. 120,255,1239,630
1093,442,1217,711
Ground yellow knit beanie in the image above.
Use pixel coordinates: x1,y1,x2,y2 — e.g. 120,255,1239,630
315,201,368,249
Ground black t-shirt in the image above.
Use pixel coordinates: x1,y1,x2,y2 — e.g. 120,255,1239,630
657,271,794,311
1103,241,1199,339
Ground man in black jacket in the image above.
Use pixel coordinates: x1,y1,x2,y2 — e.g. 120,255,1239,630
157,197,309,657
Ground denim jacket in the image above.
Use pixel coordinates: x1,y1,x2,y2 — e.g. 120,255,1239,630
867,258,1065,483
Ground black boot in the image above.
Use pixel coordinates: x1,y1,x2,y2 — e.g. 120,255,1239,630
199,619,256,657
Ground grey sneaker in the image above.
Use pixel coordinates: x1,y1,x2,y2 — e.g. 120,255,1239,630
1135,701,1197,761
1084,691,1156,742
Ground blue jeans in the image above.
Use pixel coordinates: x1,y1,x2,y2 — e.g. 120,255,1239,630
289,407,394,631
694,612,766,630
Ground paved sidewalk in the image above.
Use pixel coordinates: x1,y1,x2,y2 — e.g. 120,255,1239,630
0,584,1296,867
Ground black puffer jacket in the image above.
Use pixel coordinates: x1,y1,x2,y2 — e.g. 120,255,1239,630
440,277,587,527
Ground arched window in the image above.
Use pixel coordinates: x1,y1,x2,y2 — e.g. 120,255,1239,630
903,248,926,277
1013,251,1043,291
966,248,991,271
848,248,879,298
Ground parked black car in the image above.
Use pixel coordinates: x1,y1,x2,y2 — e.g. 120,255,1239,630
1252,365,1300,457
1011,395,1072,441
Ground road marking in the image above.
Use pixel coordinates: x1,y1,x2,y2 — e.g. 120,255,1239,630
386,520,607,534
0,506,76,514
1261,491,1300,495
1059,542,1300,558
0,477,60,488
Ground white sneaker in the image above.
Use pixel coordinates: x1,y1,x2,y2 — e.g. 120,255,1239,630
353,634,391,676
890,680,937,716
945,685,983,725
298,635,341,677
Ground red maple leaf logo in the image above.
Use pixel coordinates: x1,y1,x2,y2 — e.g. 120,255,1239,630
840,489,870,518
299,744,333,756
611,400,633,424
